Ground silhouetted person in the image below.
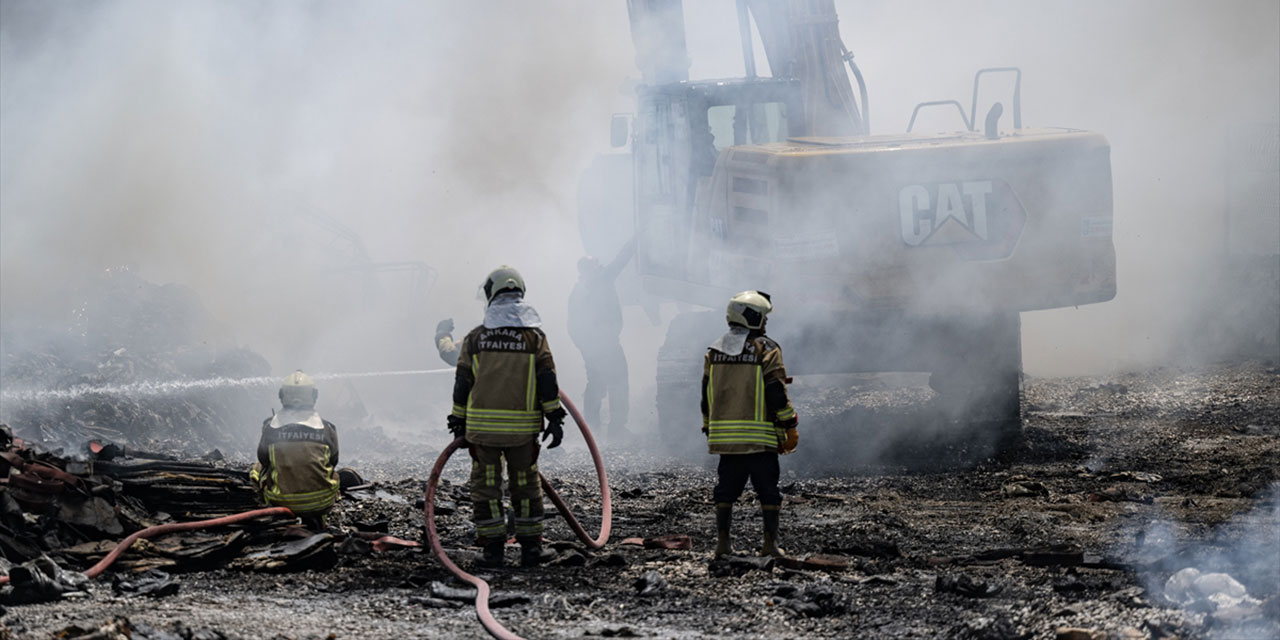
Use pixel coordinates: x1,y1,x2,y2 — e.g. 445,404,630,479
568,238,636,438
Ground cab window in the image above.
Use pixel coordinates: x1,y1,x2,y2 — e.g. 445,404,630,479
707,102,789,150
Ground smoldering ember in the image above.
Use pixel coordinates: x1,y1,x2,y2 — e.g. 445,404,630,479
1,1,1278,640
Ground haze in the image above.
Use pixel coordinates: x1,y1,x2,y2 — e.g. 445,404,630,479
1,1,1276,424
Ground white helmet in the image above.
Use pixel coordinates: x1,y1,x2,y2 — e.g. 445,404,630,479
482,265,526,302
726,290,772,329
279,370,318,408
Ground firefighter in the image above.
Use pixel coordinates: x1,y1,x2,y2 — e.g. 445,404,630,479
250,370,340,530
567,237,636,439
447,266,567,567
434,317,460,365
701,291,799,558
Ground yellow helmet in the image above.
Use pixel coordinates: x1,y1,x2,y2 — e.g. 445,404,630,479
726,290,772,329
483,265,526,301
279,370,317,408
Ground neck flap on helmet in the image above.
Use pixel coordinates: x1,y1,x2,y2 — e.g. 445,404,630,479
709,325,751,356
483,292,542,329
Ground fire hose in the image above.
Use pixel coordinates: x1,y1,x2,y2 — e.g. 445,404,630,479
0,506,297,586
424,391,611,640
0,392,609,640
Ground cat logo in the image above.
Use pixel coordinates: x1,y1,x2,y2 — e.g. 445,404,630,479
898,179,1025,260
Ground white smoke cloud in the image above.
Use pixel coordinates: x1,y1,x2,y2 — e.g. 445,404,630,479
1,1,1276,441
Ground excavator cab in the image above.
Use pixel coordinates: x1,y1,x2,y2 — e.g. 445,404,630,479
632,78,801,282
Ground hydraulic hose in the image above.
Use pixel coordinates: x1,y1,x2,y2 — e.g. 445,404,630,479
424,390,611,640
0,506,296,586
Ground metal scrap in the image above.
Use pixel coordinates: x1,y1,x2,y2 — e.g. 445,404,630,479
633,570,668,597
0,554,90,604
770,583,848,617
233,532,337,573
426,580,530,608
112,569,180,598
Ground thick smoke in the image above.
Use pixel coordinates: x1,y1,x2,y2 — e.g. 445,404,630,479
1127,483,1280,638
1,1,1277,455
0,1,634,443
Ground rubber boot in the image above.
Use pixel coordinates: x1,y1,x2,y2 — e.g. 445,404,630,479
476,539,506,568
518,537,556,567
714,502,733,557
761,504,784,558
300,514,326,532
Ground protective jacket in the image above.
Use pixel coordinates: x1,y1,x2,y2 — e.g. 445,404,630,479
251,409,340,515
451,325,562,446
437,335,460,366
701,332,798,454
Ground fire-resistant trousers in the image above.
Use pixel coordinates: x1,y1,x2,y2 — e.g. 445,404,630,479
713,452,782,506
468,441,544,541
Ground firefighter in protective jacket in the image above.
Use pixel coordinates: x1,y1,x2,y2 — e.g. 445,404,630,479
701,291,799,558
250,370,340,528
448,266,567,568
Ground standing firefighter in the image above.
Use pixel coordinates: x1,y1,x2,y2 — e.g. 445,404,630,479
566,238,636,439
447,266,567,567
250,370,340,529
702,291,799,557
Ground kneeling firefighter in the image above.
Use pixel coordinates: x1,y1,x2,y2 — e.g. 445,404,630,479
447,266,567,567
250,370,341,528
702,291,799,558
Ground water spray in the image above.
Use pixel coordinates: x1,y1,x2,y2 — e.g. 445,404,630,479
0,368,454,405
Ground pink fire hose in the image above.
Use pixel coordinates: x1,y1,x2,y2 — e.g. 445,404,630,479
425,391,612,640
0,509,435,587
1,392,609,640
0,506,297,586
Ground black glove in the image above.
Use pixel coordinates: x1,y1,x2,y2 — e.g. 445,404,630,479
435,317,454,341
447,415,466,442
541,411,565,449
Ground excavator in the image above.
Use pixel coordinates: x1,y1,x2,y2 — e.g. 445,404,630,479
578,0,1116,460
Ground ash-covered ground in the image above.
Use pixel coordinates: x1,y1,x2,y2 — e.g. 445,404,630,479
4,361,1278,640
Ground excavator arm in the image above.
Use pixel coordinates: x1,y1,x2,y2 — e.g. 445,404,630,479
626,0,866,136
745,0,865,136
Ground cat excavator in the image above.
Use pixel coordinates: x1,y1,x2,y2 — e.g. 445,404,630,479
578,0,1116,461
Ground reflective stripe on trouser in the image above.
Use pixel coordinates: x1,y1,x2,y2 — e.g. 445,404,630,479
466,408,543,435
469,441,544,540
262,484,339,515
251,461,338,515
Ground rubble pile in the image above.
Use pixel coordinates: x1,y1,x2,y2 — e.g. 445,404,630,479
94,453,260,519
0,267,274,454
0,433,280,602
0,417,447,604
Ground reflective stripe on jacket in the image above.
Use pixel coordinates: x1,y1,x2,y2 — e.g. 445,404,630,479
254,410,339,515
452,325,561,446
702,334,796,454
